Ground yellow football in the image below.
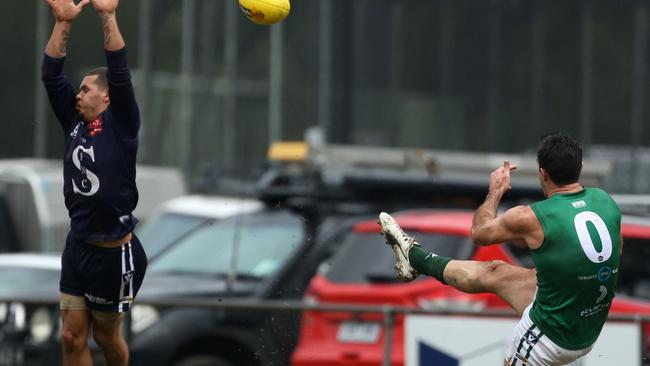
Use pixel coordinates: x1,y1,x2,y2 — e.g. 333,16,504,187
239,0,290,25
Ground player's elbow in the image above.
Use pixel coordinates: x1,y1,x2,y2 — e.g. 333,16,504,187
471,227,492,246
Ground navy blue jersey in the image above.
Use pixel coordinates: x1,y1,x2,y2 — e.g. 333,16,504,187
42,48,140,242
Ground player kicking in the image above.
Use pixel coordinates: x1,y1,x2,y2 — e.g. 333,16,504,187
380,133,622,366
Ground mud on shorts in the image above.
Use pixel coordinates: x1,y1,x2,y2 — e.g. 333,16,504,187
505,302,593,366
60,232,147,313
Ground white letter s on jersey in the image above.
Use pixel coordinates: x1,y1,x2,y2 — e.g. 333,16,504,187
71,145,100,196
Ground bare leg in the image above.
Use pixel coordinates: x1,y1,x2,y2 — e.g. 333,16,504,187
443,260,537,316
61,309,92,366
91,311,128,366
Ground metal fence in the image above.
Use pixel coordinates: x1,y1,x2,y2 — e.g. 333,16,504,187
2,296,649,365
15,0,650,191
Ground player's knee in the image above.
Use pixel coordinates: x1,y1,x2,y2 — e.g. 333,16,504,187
477,260,509,291
61,328,87,354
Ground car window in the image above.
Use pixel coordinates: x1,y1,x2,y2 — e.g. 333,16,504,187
148,212,303,279
136,213,209,258
617,238,650,300
0,267,60,296
324,231,475,284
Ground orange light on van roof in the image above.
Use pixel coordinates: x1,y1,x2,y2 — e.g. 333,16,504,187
268,141,309,162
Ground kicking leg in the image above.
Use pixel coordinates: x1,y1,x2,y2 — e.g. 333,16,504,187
442,259,536,316
380,212,536,316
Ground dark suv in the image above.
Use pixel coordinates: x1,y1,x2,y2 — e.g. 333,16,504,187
129,207,369,366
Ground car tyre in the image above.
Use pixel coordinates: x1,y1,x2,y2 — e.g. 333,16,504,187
174,355,234,366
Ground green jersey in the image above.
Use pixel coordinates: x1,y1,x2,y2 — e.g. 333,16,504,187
529,187,621,350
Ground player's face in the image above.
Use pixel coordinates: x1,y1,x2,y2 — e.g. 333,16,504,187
76,75,109,122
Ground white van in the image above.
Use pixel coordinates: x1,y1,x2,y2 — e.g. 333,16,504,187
0,159,186,253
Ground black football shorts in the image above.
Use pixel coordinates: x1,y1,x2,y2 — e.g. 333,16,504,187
60,232,147,313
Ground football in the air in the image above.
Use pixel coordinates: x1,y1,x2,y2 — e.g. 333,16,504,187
239,0,290,25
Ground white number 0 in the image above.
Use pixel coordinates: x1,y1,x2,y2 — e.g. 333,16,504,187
574,211,613,263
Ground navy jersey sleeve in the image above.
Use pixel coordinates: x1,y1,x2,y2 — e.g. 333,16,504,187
105,47,140,139
41,54,77,133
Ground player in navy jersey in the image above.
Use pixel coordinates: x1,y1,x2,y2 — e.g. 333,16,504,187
41,0,147,365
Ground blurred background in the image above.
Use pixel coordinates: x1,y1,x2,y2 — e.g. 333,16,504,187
4,0,650,191
2,1,650,366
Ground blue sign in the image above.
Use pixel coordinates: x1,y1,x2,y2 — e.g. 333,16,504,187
419,341,459,366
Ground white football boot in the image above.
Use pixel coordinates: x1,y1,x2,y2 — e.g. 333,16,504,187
378,212,419,282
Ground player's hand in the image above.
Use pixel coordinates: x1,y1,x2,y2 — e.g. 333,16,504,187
489,161,517,195
45,0,90,23
90,0,119,14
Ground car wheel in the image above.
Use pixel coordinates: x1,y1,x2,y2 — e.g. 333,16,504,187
174,355,234,366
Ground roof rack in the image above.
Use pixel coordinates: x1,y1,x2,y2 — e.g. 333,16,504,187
255,140,612,213
612,194,650,217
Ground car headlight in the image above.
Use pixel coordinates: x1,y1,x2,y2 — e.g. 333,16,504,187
130,305,159,334
7,303,26,331
29,307,54,343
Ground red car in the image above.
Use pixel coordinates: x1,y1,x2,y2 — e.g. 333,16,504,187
291,209,650,366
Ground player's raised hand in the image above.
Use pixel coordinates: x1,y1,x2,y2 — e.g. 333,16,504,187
45,0,90,22
90,0,119,14
489,161,518,195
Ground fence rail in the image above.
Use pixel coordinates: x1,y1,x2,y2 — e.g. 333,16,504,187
2,297,649,366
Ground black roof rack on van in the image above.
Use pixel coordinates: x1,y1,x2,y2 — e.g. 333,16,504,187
252,141,612,214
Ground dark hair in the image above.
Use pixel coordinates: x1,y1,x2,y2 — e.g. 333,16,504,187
537,132,582,185
85,67,108,91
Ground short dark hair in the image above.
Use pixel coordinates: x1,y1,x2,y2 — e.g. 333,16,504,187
537,132,582,185
85,67,108,91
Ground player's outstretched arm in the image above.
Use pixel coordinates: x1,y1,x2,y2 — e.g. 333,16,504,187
92,0,125,51
92,0,140,137
43,0,89,131
44,0,90,57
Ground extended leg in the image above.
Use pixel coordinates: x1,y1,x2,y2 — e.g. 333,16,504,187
380,212,536,316
441,258,536,316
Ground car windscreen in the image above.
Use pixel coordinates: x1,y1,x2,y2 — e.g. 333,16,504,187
324,231,475,284
0,267,60,297
136,213,209,258
148,211,303,279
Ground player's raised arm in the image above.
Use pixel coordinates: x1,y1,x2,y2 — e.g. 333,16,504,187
44,0,89,57
471,161,516,243
92,0,140,137
92,0,125,51
43,0,90,131
472,205,541,246
471,161,544,248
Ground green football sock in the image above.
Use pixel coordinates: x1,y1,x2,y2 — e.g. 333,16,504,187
408,245,452,285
